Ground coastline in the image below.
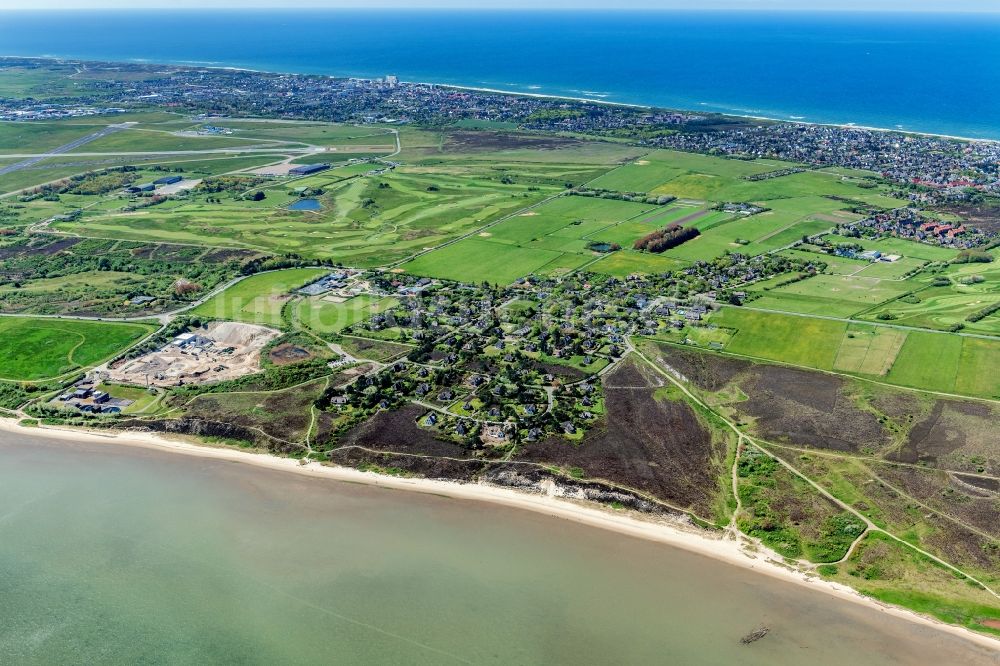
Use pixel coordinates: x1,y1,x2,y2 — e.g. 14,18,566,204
2,416,998,653
1,54,997,143
423,81,997,144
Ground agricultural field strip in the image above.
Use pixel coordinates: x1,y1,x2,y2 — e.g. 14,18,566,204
628,343,1000,597
0,268,286,324
640,330,1000,409
734,304,1000,342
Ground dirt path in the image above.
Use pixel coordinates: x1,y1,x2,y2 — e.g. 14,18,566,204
629,341,1000,599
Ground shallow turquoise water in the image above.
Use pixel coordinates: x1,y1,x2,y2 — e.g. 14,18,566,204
0,433,996,664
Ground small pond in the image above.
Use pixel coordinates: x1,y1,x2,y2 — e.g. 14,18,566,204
587,242,616,253
288,198,323,211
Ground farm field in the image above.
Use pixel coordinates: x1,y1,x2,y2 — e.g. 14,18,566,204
707,307,1000,399
831,325,908,376
748,274,914,317
588,149,796,191
402,238,572,284
662,208,838,263
0,316,155,381
190,268,328,327
588,250,689,277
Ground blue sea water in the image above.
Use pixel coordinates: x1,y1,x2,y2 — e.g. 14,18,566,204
1,10,998,138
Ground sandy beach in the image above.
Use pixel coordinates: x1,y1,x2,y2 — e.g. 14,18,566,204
1,416,997,654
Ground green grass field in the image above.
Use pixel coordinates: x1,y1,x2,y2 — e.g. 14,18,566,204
749,274,914,317
190,269,329,327
403,238,567,284
0,121,110,153
588,250,689,277
589,149,793,192
709,307,1000,398
713,307,847,369
0,317,155,381
832,325,907,376
292,294,399,334
195,121,397,147
68,129,277,154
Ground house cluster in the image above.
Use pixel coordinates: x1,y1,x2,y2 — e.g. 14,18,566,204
54,380,134,415
656,124,1000,202
0,104,125,121
718,202,768,216
326,252,809,446
297,270,361,297
837,207,994,249
6,57,710,135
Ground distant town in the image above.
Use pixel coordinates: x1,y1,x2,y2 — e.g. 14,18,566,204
2,56,997,209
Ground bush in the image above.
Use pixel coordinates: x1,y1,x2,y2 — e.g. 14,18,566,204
966,302,1000,323
954,249,993,264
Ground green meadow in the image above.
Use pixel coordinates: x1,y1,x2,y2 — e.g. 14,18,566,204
293,294,399,334
190,268,328,327
708,307,1000,399
0,317,155,381
749,274,914,318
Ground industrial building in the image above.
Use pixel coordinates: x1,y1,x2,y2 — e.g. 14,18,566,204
288,163,331,176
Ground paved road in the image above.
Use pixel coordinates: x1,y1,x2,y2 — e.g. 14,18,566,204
0,123,133,177
0,147,317,159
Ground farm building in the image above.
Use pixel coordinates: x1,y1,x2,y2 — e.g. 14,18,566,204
154,175,183,185
289,163,331,176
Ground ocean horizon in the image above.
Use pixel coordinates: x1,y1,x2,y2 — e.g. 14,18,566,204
0,9,998,138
